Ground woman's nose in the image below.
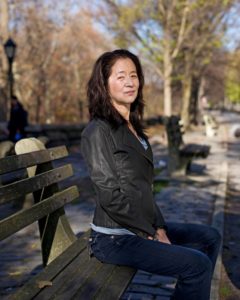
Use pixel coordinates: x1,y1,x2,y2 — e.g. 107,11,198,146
125,77,134,86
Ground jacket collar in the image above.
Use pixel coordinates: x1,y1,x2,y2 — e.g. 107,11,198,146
121,125,153,165
97,119,153,166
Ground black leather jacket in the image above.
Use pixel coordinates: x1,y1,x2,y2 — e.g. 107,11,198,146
80,118,166,237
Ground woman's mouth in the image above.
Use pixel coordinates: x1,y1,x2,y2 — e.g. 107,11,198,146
125,91,135,96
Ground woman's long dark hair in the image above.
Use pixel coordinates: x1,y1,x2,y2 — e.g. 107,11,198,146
87,49,145,136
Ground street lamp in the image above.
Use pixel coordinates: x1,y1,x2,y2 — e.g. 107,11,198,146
4,38,17,98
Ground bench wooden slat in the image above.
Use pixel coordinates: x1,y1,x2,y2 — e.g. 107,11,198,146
73,263,118,300
9,230,135,300
35,249,102,300
0,164,73,204
9,231,90,300
48,256,131,300
94,265,136,299
35,249,135,300
72,261,136,300
0,186,79,241
0,146,68,175
181,144,210,158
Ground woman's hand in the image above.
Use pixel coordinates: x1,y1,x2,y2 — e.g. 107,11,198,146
148,229,171,244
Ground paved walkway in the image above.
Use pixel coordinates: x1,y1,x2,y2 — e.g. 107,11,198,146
0,110,239,299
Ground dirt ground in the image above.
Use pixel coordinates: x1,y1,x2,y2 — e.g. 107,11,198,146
220,177,240,300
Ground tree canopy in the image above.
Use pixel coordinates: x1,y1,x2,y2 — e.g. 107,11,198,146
0,0,240,125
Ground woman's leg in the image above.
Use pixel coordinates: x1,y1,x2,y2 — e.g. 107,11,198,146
166,222,221,273
90,230,215,300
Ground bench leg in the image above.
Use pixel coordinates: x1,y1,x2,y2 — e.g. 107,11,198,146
168,149,187,177
186,159,192,172
40,208,77,265
15,138,78,266
168,151,191,176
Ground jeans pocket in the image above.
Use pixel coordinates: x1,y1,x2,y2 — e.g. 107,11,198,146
88,238,94,258
89,232,132,263
110,235,126,247
89,233,107,262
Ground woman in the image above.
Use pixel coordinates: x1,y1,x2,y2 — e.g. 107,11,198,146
81,49,221,300
8,95,28,142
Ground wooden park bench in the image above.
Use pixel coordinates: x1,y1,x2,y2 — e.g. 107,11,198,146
0,138,136,300
163,116,210,176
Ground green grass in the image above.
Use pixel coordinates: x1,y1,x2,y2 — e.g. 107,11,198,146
154,168,163,176
153,180,169,194
219,286,232,298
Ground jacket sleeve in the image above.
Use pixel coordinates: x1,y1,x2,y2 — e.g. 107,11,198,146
81,124,156,237
154,203,167,230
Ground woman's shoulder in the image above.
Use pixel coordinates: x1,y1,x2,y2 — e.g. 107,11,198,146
81,118,111,139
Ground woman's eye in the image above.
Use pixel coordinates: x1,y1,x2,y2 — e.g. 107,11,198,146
131,74,138,78
117,76,124,80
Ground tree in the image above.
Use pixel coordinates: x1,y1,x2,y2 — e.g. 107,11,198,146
95,0,235,124
98,0,192,116
225,49,240,104
1,1,110,124
178,0,233,127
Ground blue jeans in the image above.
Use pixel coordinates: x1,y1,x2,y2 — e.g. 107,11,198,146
89,223,221,300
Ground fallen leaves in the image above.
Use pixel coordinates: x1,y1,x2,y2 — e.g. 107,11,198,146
37,280,53,289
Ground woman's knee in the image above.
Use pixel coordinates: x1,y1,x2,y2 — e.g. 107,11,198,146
187,251,213,277
210,227,221,244
205,227,222,251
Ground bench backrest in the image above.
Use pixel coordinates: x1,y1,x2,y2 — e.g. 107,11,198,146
0,140,14,158
163,116,184,149
0,138,79,266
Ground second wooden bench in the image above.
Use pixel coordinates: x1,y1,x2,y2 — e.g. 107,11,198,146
163,116,210,176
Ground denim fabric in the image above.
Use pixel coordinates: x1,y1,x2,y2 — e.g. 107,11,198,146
89,222,221,300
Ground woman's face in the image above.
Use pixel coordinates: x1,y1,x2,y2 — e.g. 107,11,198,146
108,58,139,109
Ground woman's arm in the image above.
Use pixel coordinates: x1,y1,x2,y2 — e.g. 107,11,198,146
154,203,167,230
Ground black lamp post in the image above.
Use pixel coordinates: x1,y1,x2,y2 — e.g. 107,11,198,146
4,38,17,98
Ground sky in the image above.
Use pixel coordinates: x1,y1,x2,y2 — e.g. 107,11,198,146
224,3,240,51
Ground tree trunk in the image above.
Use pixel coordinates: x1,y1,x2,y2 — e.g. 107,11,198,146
189,77,199,125
181,73,192,129
0,0,9,122
163,42,172,116
197,76,206,123
163,71,172,117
